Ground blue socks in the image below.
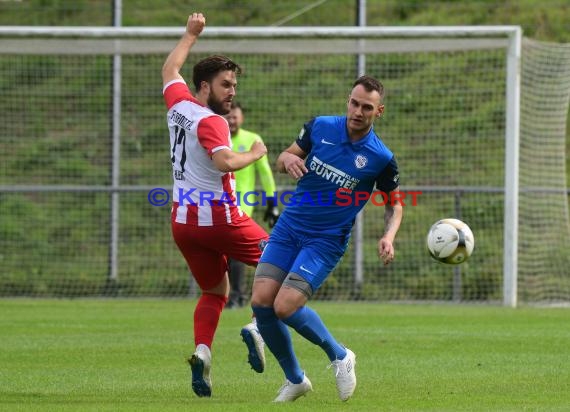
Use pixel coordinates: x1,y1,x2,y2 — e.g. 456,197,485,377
253,305,347,384
282,306,347,362
252,306,304,383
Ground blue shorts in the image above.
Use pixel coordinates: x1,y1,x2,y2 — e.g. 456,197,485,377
259,220,349,292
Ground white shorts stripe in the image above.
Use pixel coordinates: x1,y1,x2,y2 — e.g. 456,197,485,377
224,203,231,224
175,204,188,224
198,205,213,226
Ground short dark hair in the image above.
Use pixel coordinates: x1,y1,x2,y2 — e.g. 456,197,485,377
192,55,242,91
353,75,384,100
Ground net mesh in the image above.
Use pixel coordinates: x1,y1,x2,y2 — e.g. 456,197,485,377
518,39,570,303
0,34,568,303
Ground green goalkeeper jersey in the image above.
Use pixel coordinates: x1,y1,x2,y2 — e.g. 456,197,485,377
232,128,277,217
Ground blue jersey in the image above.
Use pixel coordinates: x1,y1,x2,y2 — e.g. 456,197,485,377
279,116,399,236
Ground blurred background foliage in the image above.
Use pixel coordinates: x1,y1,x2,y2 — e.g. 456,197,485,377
0,0,569,42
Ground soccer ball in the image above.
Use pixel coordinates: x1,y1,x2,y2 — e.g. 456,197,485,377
426,218,474,265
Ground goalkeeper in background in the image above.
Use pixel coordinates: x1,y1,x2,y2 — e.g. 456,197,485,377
224,101,280,308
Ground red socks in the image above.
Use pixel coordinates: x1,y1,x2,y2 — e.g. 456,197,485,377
194,293,228,348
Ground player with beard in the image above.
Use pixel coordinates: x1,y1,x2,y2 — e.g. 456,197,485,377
162,12,267,398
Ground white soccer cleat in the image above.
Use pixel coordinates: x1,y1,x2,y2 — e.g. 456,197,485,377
240,322,266,373
273,375,313,402
329,348,356,401
188,344,212,397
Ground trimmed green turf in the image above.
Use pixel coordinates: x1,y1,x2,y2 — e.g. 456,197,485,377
0,299,568,411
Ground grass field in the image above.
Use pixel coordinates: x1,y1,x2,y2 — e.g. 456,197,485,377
1,299,568,411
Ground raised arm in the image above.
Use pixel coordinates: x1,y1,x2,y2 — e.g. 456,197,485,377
162,13,205,87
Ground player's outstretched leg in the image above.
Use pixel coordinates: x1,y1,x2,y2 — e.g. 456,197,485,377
188,344,212,397
240,321,266,373
329,348,356,401
273,375,313,402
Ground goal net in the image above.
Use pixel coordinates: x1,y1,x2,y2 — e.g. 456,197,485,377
517,39,570,304
0,27,568,305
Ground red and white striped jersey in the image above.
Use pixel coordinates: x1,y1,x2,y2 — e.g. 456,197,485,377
163,79,244,226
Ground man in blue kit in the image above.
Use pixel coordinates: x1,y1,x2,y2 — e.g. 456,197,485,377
243,75,403,402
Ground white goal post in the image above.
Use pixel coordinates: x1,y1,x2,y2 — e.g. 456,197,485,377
0,25,525,305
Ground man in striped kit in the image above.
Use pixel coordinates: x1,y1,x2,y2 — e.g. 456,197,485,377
162,12,266,398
